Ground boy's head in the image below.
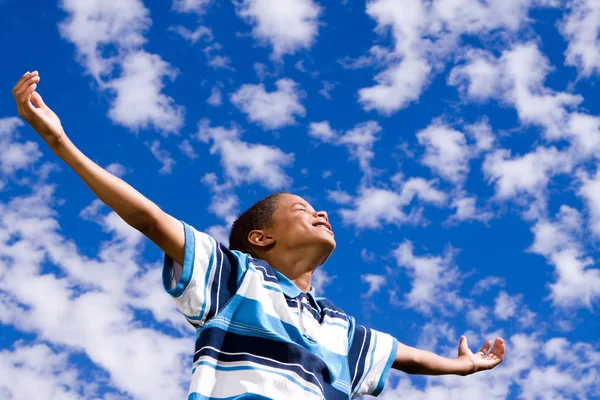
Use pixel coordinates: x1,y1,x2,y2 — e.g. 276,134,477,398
229,193,336,266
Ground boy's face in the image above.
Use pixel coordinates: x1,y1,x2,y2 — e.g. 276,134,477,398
263,194,336,261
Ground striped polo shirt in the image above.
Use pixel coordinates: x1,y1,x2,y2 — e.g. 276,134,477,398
163,221,398,399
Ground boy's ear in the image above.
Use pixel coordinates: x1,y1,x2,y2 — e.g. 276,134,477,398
248,230,275,248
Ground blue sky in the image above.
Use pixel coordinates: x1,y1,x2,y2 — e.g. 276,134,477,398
0,0,599,398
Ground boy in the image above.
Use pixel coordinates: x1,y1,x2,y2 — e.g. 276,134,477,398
12,71,505,399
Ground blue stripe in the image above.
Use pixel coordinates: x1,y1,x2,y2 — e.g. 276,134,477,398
162,221,196,298
189,393,273,400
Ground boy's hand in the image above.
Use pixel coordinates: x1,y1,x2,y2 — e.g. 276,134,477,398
457,335,505,375
12,71,65,149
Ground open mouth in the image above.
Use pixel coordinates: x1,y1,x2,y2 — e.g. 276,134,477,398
314,222,333,233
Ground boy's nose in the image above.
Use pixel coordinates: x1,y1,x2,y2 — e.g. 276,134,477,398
315,210,329,221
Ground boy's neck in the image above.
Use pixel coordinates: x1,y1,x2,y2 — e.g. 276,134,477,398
260,249,327,293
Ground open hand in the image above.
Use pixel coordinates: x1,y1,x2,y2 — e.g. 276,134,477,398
12,71,65,149
457,335,505,375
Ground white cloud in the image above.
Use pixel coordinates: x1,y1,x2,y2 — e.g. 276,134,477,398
318,81,336,99
207,84,223,106
0,117,42,185
105,162,128,177
0,344,95,399
529,205,600,308
231,79,306,130
146,140,176,175
202,173,239,224
311,268,336,295
337,177,446,229
579,168,600,236
169,25,213,44
172,0,213,15
0,185,191,399
308,121,338,142
483,146,573,201
393,241,462,314
107,52,184,134
178,139,198,160
357,0,552,115
361,274,387,298
308,120,382,178
416,123,470,184
235,0,322,60
450,43,583,140
197,119,294,189
59,0,184,134
339,121,382,177
560,0,600,77
449,195,493,223
494,290,521,320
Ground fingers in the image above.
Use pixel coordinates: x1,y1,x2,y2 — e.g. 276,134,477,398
14,72,41,118
476,340,493,356
489,337,505,360
12,71,39,98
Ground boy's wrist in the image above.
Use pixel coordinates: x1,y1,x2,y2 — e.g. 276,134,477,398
455,355,476,376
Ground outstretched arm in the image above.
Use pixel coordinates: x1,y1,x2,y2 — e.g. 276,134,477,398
393,336,505,376
12,71,185,265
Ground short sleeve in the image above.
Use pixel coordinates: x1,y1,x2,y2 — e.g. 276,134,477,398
347,317,398,398
162,221,248,327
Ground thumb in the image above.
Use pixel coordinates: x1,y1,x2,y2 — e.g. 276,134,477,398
458,335,470,356
30,91,46,109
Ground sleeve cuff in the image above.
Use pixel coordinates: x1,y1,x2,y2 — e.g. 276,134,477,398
162,221,196,298
372,338,398,397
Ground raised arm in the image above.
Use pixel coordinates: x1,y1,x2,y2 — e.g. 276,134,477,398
393,335,505,376
12,71,184,265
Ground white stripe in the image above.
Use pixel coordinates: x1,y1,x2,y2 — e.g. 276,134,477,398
189,359,323,400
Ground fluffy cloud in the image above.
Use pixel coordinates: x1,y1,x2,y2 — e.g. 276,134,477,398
231,79,306,130
197,119,294,189
393,241,462,314
416,123,470,184
355,0,555,115
334,177,446,229
528,205,600,308
59,0,184,134
311,268,336,295
0,344,95,399
0,185,192,399
361,274,387,298
235,0,322,60
146,140,176,175
560,0,600,77
449,43,583,140
0,117,42,188
172,0,213,15
309,120,382,178
483,146,573,201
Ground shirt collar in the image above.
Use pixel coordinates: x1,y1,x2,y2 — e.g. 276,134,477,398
272,269,321,312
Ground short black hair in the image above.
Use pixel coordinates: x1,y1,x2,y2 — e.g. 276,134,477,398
229,192,290,257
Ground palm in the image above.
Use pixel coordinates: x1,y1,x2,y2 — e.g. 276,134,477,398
29,100,63,143
458,336,505,374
